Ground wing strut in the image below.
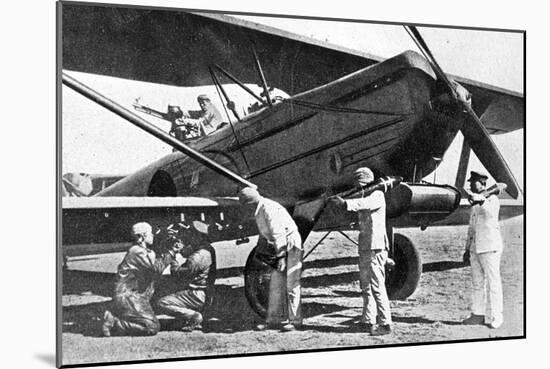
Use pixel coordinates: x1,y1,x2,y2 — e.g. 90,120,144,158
208,67,252,173
62,72,257,190
208,66,242,122
252,45,273,108
212,64,264,104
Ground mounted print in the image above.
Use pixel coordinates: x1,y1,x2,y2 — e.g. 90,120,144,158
57,1,525,367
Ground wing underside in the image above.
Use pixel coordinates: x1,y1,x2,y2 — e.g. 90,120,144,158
62,196,255,253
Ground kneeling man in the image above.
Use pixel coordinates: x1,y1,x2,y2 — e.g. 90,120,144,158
102,222,180,336
157,223,217,331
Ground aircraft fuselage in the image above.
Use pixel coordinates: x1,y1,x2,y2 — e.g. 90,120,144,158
99,51,462,208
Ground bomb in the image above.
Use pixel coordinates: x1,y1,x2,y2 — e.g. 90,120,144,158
339,176,403,199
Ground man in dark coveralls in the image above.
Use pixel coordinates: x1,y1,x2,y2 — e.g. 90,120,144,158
101,222,181,336
157,222,217,331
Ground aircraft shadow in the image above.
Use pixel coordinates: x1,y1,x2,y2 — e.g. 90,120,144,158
61,258,466,336
305,257,466,274
177,285,259,333
62,289,462,336
302,313,464,333
303,256,357,269
330,290,362,298
62,270,114,297
301,271,359,288
61,259,466,299
62,284,355,335
422,261,466,273
391,315,463,326
63,300,111,337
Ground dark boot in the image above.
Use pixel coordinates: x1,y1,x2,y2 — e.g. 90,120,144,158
180,312,203,332
358,322,375,334
372,324,392,336
462,314,485,325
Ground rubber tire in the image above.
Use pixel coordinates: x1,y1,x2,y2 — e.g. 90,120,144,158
386,233,422,300
244,233,422,315
244,246,272,318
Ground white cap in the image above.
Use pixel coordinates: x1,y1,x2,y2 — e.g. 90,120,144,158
354,167,374,184
131,222,152,236
238,187,262,205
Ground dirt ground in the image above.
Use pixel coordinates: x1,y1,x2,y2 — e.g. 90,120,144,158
60,216,524,366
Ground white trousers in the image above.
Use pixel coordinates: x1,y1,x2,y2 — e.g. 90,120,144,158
470,250,503,323
358,249,392,325
266,246,303,325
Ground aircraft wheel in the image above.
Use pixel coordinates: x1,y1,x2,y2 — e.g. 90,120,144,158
386,233,422,300
243,244,273,318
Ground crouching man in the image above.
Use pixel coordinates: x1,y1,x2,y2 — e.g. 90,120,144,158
156,223,217,332
238,187,303,332
102,222,181,336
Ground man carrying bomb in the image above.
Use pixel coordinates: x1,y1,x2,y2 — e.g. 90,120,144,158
330,167,392,335
462,171,505,329
156,222,217,332
102,222,181,336
238,187,303,332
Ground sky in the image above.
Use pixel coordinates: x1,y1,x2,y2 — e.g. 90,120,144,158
61,5,524,189
236,16,524,92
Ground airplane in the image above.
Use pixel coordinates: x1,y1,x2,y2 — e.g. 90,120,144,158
59,4,524,318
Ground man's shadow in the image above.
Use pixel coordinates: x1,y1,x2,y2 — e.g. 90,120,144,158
302,313,464,333
155,280,259,333
61,258,468,336
63,300,111,336
423,261,467,272
62,270,260,335
62,270,113,297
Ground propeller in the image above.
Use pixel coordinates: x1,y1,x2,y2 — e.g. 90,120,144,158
404,26,520,199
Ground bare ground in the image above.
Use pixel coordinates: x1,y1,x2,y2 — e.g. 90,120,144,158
60,216,524,366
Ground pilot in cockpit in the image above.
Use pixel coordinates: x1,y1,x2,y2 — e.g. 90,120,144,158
179,94,225,136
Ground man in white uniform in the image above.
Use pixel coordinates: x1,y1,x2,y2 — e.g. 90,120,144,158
238,187,303,332
331,167,392,335
462,171,504,329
